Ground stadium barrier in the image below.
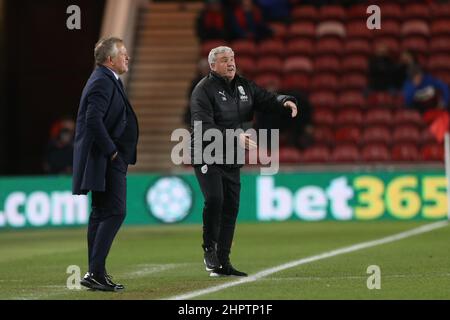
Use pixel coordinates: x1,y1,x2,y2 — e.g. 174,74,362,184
0,169,447,229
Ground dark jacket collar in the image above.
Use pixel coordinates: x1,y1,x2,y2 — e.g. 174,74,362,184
209,71,240,94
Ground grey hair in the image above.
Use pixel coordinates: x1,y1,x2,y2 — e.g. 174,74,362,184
208,46,234,67
94,37,123,65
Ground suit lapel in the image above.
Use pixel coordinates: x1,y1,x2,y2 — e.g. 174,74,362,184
98,66,133,109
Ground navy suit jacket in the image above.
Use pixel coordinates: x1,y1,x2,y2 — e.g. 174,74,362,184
72,65,137,195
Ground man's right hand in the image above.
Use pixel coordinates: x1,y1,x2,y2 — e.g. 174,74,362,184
239,133,257,150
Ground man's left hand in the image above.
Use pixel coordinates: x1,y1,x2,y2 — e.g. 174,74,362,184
284,101,298,118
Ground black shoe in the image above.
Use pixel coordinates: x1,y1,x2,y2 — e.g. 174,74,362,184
83,273,122,292
202,245,221,271
105,273,125,291
210,263,248,277
80,272,96,290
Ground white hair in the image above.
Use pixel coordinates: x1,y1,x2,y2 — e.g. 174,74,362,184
208,46,234,67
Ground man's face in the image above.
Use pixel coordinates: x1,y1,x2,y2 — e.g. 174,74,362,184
211,51,236,81
110,43,129,75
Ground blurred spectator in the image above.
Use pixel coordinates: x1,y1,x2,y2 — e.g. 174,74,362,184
395,50,420,89
255,0,292,22
403,66,450,112
229,0,272,41
196,0,232,41
43,117,75,174
368,44,399,92
255,78,313,149
184,58,210,126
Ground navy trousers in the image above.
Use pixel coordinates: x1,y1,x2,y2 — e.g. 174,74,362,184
88,155,128,275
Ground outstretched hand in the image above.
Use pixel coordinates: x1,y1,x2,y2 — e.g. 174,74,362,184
284,100,298,118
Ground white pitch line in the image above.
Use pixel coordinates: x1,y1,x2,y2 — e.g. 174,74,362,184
166,220,448,300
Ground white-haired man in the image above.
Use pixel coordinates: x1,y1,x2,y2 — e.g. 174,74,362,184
190,46,298,277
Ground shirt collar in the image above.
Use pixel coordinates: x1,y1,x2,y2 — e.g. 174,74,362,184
106,66,119,80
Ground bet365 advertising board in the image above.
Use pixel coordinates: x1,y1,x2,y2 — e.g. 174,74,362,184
0,170,447,229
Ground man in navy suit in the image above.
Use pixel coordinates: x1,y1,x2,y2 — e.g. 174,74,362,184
73,37,139,291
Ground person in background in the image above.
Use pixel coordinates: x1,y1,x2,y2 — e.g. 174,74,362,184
395,50,420,90
229,0,271,41
368,43,399,92
403,65,450,112
44,116,75,174
196,0,232,41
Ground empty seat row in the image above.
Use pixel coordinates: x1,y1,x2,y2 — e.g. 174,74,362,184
313,108,425,127
279,143,444,163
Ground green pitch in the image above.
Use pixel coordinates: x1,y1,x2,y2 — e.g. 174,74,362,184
0,221,449,300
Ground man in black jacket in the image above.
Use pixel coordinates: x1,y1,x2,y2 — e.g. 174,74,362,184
190,46,297,277
73,37,139,291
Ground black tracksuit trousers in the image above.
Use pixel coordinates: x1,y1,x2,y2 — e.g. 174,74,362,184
194,164,241,263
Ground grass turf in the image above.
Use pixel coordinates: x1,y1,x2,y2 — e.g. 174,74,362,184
0,221,448,300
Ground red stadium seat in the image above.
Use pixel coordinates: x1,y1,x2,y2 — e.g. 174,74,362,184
287,22,316,38
258,39,285,57
313,108,334,126
362,126,391,145
319,5,346,21
279,147,302,163
268,22,288,39
404,3,431,20
309,91,337,108
346,22,373,39
291,5,318,22
374,37,400,54
391,143,421,161
280,73,310,92
393,109,424,126
334,126,361,144
421,127,438,145
430,36,450,54
367,92,394,108
379,3,402,20
286,39,314,56
256,56,283,74
331,144,360,162
231,40,257,57
313,55,340,73
311,73,339,91
315,38,344,55
401,36,429,54
392,125,421,143
431,19,450,36
335,108,363,126
361,143,391,161
341,55,368,73
283,57,313,73
302,145,331,162
254,73,281,89
344,39,372,56
316,21,346,38
236,56,254,77
401,20,430,37
339,73,367,90
373,20,401,38
337,91,365,109
421,144,444,161
431,3,450,19
365,109,393,126
346,4,367,21
312,126,334,145
428,54,450,72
